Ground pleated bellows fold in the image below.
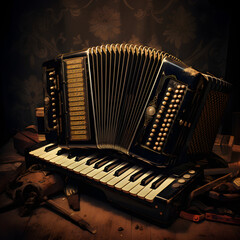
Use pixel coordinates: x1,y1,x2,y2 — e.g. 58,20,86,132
87,44,167,153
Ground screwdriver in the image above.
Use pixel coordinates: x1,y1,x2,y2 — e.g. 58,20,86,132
43,197,97,234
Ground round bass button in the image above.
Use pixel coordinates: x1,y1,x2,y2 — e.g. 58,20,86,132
172,183,181,188
189,170,196,174
178,178,185,184
183,174,191,179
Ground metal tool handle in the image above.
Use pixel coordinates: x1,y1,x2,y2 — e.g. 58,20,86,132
44,198,96,234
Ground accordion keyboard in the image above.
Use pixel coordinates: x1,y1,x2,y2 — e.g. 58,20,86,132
27,142,202,225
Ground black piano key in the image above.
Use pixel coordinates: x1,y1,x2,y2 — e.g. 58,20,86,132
56,148,68,156
129,169,145,182
86,156,103,166
45,144,58,152
104,160,121,172
114,163,132,177
94,158,111,169
140,173,156,186
151,176,166,189
75,155,88,162
67,151,77,159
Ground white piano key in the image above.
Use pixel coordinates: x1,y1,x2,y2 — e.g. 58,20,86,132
86,159,116,178
54,155,70,165
145,177,175,202
129,184,144,196
67,160,86,170
115,168,142,190
60,157,77,167
29,143,54,156
74,162,93,173
129,171,154,196
39,147,62,159
49,154,68,164
122,171,153,193
29,144,49,156
44,150,63,161
99,162,127,184
106,166,140,187
137,175,162,199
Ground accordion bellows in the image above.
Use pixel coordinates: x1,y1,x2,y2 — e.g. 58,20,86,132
42,43,231,167
88,44,180,152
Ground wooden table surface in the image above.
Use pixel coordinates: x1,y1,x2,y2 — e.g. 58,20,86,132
0,140,240,240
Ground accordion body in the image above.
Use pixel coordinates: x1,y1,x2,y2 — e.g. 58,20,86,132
42,44,231,167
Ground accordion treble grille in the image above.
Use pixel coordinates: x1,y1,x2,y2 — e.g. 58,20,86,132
187,89,229,155
65,57,91,141
87,44,168,152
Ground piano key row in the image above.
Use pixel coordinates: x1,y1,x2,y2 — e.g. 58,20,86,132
29,144,194,202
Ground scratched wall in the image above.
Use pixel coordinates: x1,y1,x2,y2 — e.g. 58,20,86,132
0,0,232,144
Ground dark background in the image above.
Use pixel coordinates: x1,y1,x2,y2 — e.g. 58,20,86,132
0,0,239,146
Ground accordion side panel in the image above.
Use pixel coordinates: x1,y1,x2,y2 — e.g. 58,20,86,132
42,52,97,148
187,83,230,156
129,59,214,166
42,60,61,142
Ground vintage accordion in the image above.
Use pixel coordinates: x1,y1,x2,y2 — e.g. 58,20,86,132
42,43,231,167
